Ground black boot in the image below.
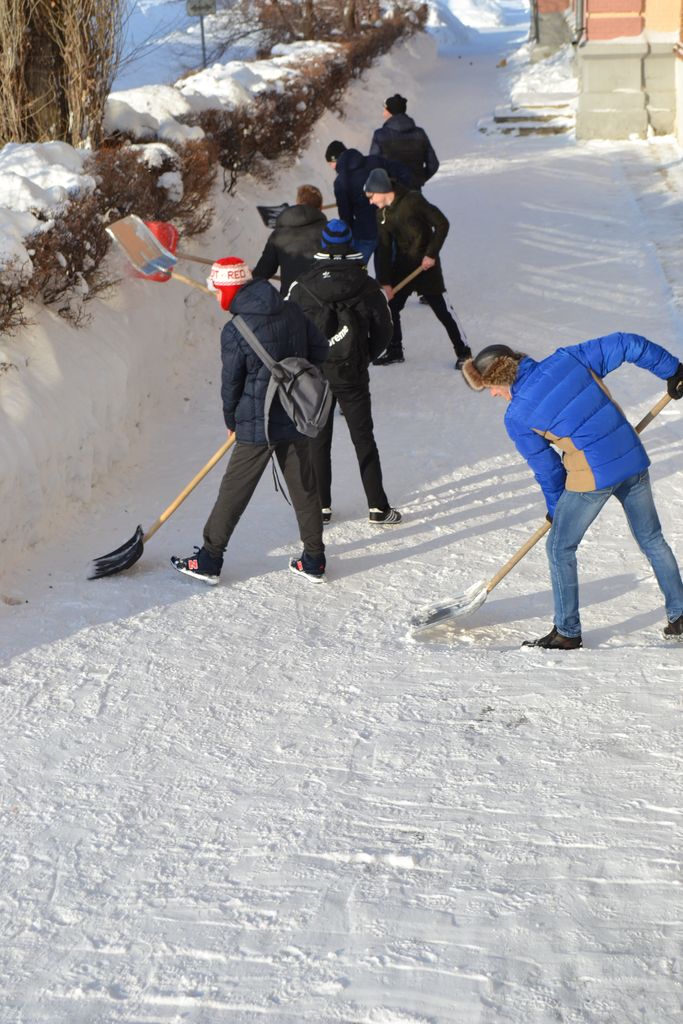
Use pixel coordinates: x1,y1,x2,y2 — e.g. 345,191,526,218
663,612,683,638
522,626,582,650
373,348,405,366
455,346,472,371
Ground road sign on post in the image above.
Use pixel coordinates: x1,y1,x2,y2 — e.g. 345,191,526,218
186,0,216,14
186,0,216,68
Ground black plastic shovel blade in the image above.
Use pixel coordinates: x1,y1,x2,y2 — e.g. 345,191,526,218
257,203,289,228
88,525,145,579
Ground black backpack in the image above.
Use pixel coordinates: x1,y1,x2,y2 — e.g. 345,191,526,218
298,284,368,372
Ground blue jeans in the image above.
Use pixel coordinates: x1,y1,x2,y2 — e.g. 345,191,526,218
354,238,376,265
547,470,683,637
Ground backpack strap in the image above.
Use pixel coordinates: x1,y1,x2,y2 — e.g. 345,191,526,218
232,314,276,370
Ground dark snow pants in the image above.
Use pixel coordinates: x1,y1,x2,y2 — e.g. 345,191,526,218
309,381,389,511
202,438,324,560
388,286,468,358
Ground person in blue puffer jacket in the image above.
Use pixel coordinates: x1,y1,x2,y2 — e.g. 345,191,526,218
171,258,330,586
462,333,683,648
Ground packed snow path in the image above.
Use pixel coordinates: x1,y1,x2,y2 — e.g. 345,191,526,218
1,10,682,1024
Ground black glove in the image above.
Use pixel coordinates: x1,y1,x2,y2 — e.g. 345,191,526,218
545,513,553,524
667,362,683,400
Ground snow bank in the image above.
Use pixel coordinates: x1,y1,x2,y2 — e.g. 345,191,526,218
0,32,437,576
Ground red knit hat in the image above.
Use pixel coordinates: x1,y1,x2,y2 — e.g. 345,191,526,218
207,257,252,310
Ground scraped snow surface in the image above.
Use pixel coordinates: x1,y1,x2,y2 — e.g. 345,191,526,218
1,3,682,1022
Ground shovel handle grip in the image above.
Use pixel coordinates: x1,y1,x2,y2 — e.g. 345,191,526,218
143,436,235,543
485,390,672,596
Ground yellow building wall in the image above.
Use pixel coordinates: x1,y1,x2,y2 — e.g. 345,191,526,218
644,0,680,32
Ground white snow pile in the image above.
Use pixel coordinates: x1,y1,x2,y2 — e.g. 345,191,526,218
0,143,96,273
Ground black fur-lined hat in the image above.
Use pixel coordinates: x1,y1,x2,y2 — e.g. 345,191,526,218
462,345,526,391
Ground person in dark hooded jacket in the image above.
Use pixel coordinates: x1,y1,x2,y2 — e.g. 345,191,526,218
252,184,327,294
171,258,330,586
364,167,471,369
325,141,411,263
369,94,439,189
286,219,401,526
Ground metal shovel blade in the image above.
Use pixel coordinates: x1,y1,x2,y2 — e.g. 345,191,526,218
410,579,489,636
88,525,145,579
106,215,178,277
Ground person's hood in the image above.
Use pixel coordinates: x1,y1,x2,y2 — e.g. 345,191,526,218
301,257,368,304
336,148,365,174
229,277,284,317
383,113,417,133
276,204,327,228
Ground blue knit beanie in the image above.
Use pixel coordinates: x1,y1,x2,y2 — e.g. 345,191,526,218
321,218,354,252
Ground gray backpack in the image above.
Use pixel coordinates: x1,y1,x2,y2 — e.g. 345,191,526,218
232,315,332,445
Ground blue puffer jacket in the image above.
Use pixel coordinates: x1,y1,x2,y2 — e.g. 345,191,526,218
505,332,679,516
220,279,328,444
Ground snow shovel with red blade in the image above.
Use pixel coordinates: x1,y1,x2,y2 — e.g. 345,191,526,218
106,214,214,279
89,436,235,579
410,392,673,636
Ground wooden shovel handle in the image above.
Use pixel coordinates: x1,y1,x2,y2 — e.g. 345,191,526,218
393,266,424,294
143,436,235,543
176,249,215,267
169,270,214,295
485,391,673,595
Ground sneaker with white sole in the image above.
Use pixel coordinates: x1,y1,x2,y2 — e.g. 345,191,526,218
171,546,223,585
289,551,326,584
368,507,402,525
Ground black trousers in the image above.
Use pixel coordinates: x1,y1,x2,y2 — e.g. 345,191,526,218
309,382,389,510
202,439,324,560
388,286,467,357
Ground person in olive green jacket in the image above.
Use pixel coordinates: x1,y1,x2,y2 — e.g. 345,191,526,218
364,167,470,369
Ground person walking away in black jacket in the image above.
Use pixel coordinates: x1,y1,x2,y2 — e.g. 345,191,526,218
287,219,402,527
364,168,471,369
325,140,412,265
252,184,327,294
171,257,330,585
369,94,439,190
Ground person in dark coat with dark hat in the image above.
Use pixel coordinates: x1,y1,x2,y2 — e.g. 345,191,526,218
462,335,683,646
369,94,439,189
364,167,471,369
252,184,327,294
171,257,330,586
325,140,412,264
287,219,401,526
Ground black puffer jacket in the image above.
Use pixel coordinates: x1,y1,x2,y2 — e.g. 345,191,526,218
221,278,328,444
287,254,393,386
369,114,439,188
252,204,327,294
374,185,449,294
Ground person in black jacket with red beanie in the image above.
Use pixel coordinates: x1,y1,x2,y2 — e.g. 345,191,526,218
287,220,402,527
171,258,330,586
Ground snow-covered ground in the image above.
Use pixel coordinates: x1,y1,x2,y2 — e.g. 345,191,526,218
2,2,683,1021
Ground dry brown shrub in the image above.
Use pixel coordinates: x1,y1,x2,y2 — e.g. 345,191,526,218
0,263,29,336
25,193,112,323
